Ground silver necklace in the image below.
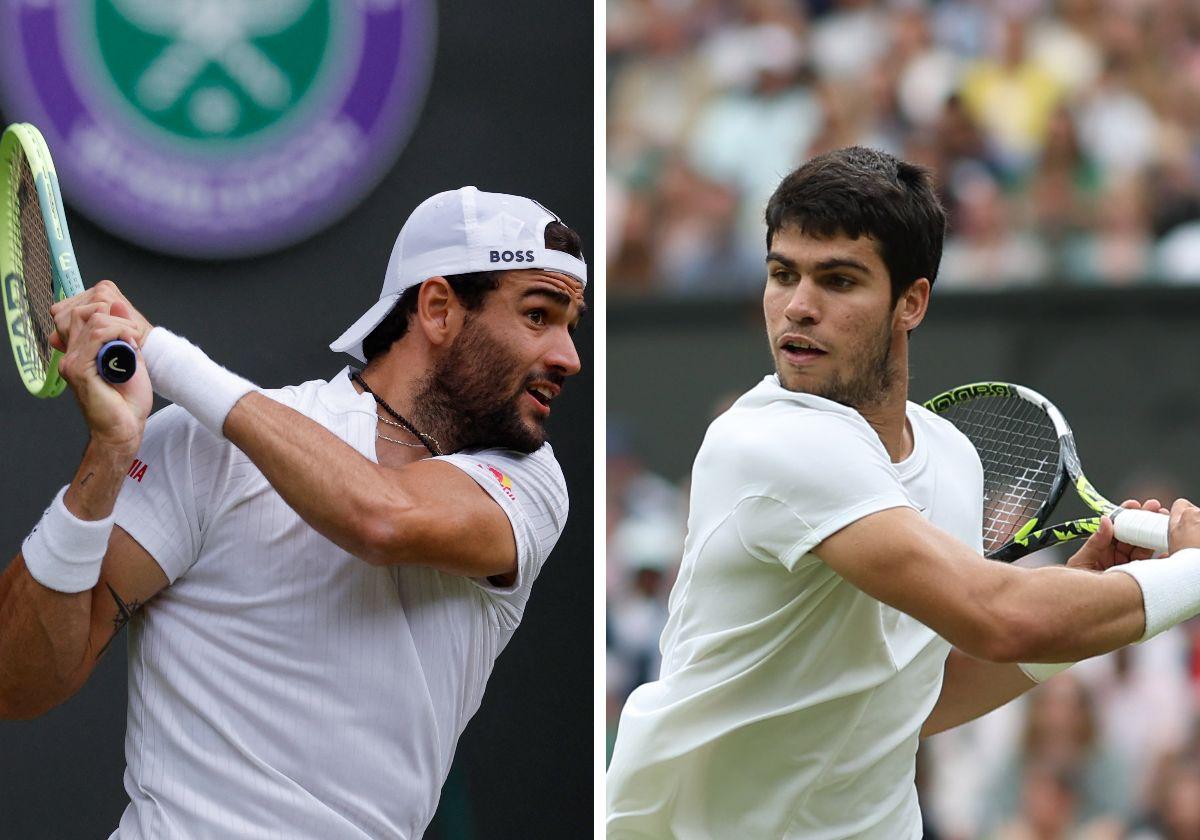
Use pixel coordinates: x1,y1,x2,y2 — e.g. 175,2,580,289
351,371,442,456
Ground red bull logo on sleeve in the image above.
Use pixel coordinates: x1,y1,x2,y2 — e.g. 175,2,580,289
483,464,517,502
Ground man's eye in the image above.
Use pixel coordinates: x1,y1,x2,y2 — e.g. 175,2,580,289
827,275,853,288
770,270,794,283
528,309,546,325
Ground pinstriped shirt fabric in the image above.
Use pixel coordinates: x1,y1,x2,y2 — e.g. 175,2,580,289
106,369,568,839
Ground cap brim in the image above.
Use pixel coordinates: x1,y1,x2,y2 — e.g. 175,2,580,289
329,294,401,363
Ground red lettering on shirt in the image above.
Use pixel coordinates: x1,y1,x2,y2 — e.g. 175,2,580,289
127,458,148,483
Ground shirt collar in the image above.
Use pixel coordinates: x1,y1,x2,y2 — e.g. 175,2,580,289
317,367,378,416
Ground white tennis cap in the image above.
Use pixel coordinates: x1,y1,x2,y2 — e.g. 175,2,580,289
330,186,588,362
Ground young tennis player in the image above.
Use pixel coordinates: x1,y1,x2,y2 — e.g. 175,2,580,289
0,187,586,838
605,147,1200,838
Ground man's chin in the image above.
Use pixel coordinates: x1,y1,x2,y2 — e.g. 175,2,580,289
487,413,545,454
776,368,821,395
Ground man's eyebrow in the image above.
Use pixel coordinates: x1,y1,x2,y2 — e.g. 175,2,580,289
765,253,871,274
521,286,588,318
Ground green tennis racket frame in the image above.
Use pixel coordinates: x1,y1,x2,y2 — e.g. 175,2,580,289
1,122,85,398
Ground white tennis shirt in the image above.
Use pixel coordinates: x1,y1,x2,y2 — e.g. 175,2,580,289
606,375,983,839
106,369,568,839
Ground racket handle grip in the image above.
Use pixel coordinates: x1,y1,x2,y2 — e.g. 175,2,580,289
1112,508,1170,554
96,340,137,385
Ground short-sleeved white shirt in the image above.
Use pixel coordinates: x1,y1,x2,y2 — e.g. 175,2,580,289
606,375,983,839
107,369,568,839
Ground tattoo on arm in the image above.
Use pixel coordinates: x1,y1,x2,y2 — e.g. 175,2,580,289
79,472,93,488
96,582,144,658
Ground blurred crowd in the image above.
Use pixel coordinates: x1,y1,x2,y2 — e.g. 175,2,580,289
606,429,1200,839
607,0,1200,295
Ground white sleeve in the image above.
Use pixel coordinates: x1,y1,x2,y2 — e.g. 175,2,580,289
722,411,915,572
112,405,235,584
434,443,568,619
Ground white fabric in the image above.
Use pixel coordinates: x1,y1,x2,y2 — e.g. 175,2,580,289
107,369,568,839
606,375,984,839
1109,548,1200,641
330,186,588,362
1018,660,1074,683
141,327,258,438
22,485,113,593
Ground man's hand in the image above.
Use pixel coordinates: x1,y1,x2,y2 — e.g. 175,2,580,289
1167,498,1200,554
52,291,152,456
49,279,154,354
1066,499,1167,572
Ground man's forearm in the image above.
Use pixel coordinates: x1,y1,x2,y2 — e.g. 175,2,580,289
222,392,409,565
0,444,127,718
921,650,1035,738
951,562,1146,664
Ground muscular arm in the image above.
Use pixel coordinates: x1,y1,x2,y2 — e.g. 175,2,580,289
816,506,1146,664
0,444,167,719
221,392,517,579
47,282,522,580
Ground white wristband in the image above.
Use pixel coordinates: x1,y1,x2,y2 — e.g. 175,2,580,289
1018,661,1074,684
1109,548,1200,641
22,486,113,593
142,326,258,438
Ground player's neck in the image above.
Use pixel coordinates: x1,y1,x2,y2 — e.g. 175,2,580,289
353,354,438,466
856,358,913,463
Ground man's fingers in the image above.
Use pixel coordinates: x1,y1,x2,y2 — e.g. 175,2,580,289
61,313,141,374
1167,498,1200,553
55,301,112,350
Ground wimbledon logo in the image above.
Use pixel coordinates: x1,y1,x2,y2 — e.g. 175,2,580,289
0,0,436,258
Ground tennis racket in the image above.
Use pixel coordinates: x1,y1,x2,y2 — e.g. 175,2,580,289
923,382,1168,562
1,122,136,398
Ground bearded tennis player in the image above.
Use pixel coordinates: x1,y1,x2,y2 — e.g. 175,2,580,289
605,147,1200,838
0,187,587,838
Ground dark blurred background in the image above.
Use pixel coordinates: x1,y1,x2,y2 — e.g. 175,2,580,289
0,1,592,838
607,2,1200,838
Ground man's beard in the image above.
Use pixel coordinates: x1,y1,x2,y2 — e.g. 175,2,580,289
779,317,894,411
412,317,550,454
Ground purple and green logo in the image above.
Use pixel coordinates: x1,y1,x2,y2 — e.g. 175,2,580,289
0,0,436,258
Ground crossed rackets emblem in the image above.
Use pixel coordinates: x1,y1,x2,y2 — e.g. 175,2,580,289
112,0,311,132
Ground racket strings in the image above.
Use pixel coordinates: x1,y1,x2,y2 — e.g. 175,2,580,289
15,150,55,378
939,396,1062,553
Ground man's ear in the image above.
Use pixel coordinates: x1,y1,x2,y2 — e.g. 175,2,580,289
416,277,462,347
895,277,930,333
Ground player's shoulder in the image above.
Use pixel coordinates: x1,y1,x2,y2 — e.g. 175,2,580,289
445,443,566,498
264,370,346,414
704,375,879,458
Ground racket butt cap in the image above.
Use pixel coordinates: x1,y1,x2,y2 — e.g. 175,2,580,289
97,340,136,385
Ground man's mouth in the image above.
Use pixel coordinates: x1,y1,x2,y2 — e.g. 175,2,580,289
523,380,561,415
527,385,553,406
779,337,828,365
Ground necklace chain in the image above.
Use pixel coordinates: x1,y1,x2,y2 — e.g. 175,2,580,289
351,371,443,456
377,431,424,449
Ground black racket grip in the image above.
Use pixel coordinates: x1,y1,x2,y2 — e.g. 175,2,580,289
96,339,137,384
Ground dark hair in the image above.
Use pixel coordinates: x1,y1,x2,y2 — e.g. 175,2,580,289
361,220,583,363
764,146,946,304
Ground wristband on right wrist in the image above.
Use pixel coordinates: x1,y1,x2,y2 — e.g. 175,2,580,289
1108,548,1200,641
141,327,259,438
